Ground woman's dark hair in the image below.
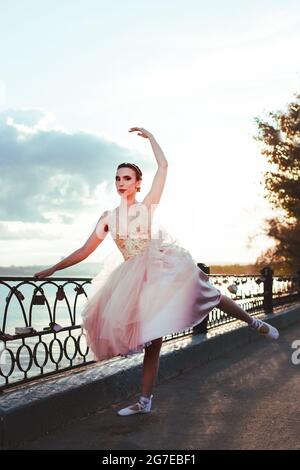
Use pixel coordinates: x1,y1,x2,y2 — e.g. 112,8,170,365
117,162,143,181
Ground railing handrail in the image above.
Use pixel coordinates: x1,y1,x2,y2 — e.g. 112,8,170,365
0,276,93,281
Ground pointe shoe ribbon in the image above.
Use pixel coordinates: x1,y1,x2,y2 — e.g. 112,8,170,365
117,395,153,416
249,318,279,340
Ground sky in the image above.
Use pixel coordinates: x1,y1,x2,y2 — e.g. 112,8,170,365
1,0,300,267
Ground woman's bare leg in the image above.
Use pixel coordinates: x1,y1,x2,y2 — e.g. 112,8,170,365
216,293,279,339
217,294,253,324
141,337,163,397
117,338,163,415
138,295,257,399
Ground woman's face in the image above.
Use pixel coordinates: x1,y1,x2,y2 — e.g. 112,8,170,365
115,167,140,197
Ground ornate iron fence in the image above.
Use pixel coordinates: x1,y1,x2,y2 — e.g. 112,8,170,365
1,266,299,392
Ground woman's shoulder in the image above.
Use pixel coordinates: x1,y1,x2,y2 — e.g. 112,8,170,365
98,209,111,220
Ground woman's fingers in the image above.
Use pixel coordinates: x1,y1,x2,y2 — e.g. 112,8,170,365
129,127,145,133
129,127,151,138
34,270,49,279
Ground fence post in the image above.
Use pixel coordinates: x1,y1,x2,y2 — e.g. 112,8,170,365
260,266,274,314
193,263,210,335
296,269,300,300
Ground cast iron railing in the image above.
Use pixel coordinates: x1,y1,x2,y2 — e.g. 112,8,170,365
0,266,299,392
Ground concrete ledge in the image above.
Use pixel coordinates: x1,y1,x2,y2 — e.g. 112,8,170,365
1,303,299,449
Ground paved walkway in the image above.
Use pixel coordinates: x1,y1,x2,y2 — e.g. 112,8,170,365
19,322,300,450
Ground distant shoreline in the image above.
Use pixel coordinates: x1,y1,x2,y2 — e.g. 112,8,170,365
0,262,264,277
0,261,104,277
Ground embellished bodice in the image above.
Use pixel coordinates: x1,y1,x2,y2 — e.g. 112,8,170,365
114,237,152,261
108,203,153,261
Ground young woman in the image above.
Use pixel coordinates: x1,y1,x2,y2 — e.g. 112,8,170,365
34,127,279,416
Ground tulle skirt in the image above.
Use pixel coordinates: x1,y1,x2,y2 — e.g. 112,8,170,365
81,236,222,361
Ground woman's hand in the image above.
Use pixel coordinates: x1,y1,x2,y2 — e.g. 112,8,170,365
33,266,56,280
129,127,153,139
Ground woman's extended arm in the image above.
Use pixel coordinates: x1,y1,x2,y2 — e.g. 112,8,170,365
33,210,109,279
129,127,168,206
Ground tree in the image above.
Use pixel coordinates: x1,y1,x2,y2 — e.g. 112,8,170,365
254,94,300,273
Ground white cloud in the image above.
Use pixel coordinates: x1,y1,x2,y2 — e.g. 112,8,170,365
0,108,150,224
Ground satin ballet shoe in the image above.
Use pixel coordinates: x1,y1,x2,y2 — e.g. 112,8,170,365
117,395,153,416
249,318,279,340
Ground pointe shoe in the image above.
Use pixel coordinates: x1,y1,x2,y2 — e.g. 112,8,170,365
117,395,153,416
249,318,279,340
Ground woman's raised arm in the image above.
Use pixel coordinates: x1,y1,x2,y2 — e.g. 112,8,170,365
129,127,168,206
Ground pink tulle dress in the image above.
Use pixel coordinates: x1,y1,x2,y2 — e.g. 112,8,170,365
81,202,222,361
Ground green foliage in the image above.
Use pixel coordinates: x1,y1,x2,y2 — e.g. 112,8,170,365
254,93,300,271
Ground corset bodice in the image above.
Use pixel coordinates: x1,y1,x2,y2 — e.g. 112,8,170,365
108,203,153,261
114,236,152,261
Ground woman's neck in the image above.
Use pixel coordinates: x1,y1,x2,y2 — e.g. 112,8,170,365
120,195,139,209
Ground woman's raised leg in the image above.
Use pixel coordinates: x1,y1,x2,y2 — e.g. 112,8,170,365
217,294,279,339
217,294,253,324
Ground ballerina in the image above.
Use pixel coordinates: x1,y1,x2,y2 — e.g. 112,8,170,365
34,127,279,416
